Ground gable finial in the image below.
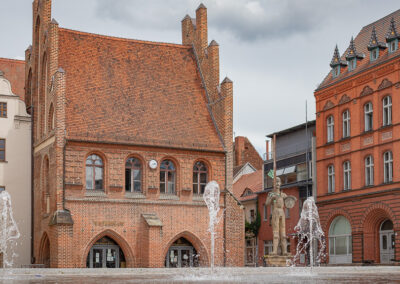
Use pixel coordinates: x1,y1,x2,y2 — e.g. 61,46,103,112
368,26,387,51
330,45,347,68
386,17,400,42
345,36,365,60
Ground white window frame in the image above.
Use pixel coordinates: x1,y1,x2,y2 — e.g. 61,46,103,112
365,155,374,186
329,216,352,264
343,161,351,190
383,151,393,183
364,102,373,132
342,110,350,138
383,96,392,126
327,115,334,143
328,165,335,193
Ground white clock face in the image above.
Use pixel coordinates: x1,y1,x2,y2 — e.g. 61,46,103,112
149,160,158,169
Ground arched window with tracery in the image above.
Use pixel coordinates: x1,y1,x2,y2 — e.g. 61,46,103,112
125,157,142,193
193,161,208,195
160,159,176,194
86,154,104,191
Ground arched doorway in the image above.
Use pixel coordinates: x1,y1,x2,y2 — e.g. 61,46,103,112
165,237,199,268
39,233,50,268
329,216,352,264
86,237,126,268
379,219,394,263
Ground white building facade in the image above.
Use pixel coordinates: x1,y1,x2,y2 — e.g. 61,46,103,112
0,70,31,267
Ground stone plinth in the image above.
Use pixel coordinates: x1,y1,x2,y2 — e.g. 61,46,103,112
264,255,292,267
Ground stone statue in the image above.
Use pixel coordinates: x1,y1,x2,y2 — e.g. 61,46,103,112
265,177,297,256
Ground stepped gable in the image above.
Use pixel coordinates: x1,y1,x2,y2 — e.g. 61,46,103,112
318,9,400,90
0,58,25,100
58,28,223,151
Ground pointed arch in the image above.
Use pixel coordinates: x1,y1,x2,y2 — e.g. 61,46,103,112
38,231,50,267
163,231,209,267
81,229,134,268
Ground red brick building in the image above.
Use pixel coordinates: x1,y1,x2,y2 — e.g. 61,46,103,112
26,0,244,268
0,58,25,100
315,10,400,264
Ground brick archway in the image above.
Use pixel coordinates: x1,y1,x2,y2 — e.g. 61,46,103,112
38,232,50,267
81,229,134,268
361,202,396,263
163,231,209,267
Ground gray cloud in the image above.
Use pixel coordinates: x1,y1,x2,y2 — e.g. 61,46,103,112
95,0,344,41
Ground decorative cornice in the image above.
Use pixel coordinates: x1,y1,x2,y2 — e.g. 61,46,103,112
339,94,351,104
360,85,374,97
323,100,335,110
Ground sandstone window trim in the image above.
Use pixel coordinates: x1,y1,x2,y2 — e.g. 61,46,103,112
383,151,393,183
0,102,7,118
342,110,350,138
86,154,104,191
125,157,142,193
364,102,373,132
343,160,351,190
193,161,208,195
382,96,392,126
0,139,5,162
328,164,335,193
365,155,374,186
160,159,176,195
327,115,334,143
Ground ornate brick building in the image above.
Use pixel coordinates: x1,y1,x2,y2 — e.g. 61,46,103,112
26,0,244,268
315,10,400,264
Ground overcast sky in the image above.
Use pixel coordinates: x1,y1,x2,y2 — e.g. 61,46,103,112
1,0,399,156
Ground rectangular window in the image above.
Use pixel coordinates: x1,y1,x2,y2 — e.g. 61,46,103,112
0,139,5,161
285,207,290,218
264,240,273,256
0,186,4,192
389,39,398,53
0,103,6,118
250,209,255,222
342,110,350,138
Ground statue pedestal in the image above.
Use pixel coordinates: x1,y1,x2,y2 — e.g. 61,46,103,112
264,255,292,267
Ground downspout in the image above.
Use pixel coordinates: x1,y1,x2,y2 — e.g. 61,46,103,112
30,105,34,264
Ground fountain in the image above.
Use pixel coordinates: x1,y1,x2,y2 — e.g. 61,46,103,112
291,196,326,268
0,190,20,268
203,181,221,269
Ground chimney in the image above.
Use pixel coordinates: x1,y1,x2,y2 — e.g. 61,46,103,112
207,40,220,102
196,3,208,54
181,14,194,45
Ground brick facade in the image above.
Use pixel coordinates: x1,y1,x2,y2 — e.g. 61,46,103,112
26,0,243,268
234,136,263,170
315,11,400,264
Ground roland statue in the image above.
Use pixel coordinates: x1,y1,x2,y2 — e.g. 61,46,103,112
265,176,297,256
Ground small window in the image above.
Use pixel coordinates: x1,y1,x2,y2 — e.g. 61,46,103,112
250,209,255,222
0,139,5,161
193,161,208,195
343,161,351,190
125,157,142,193
0,186,4,192
160,159,176,194
383,96,392,126
389,39,398,53
348,59,356,71
328,165,335,193
327,116,334,142
342,110,350,138
365,155,374,186
383,151,393,183
370,48,379,61
332,66,340,78
86,154,104,190
0,103,6,118
364,102,373,131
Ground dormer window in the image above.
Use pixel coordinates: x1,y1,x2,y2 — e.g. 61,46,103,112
389,39,398,53
370,48,379,61
348,58,356,71
330,45,347,78
332,66,340,78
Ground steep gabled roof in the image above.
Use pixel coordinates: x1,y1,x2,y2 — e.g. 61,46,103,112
0,57,25,100
232,170,263,202
58,28,223,151
318,9,400,90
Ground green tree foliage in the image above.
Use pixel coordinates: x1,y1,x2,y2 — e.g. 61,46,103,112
245,210,261,237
